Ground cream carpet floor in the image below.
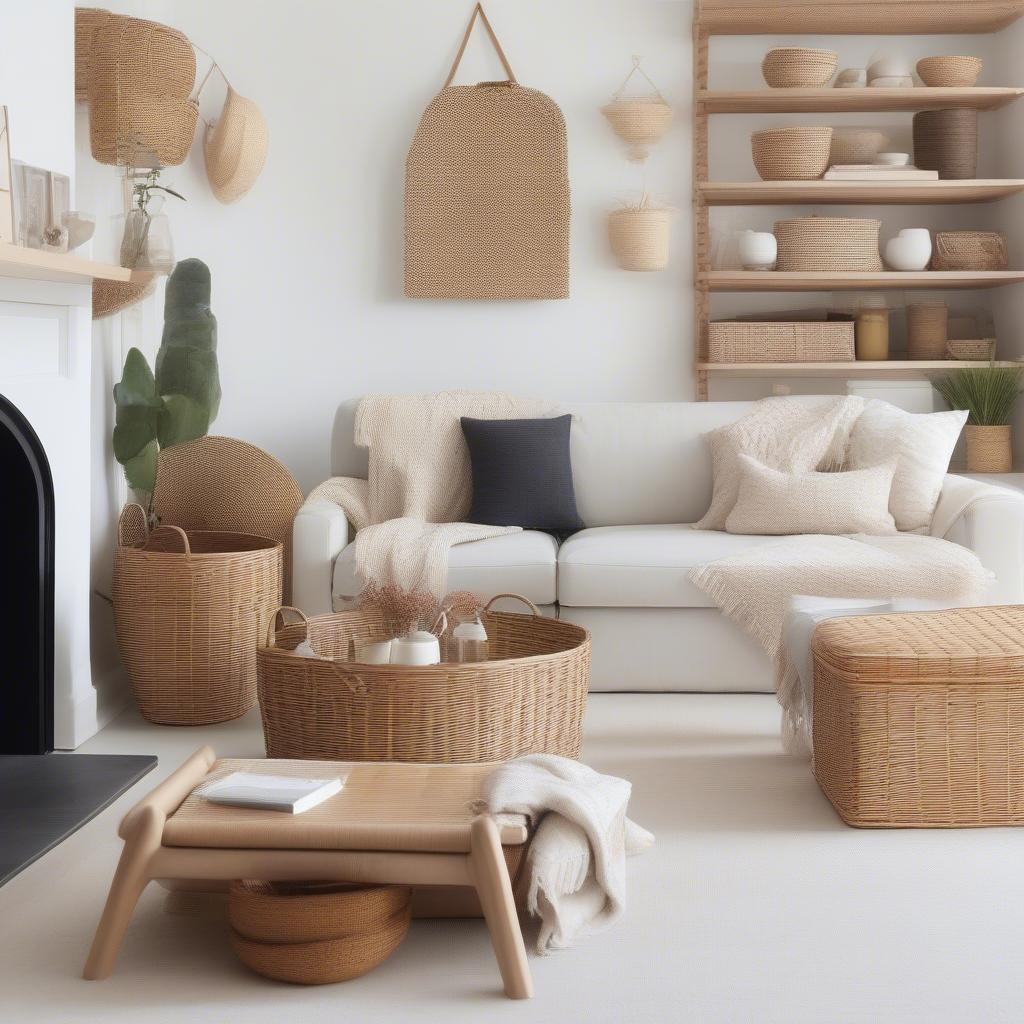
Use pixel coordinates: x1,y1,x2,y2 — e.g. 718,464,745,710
2,693,1022,1024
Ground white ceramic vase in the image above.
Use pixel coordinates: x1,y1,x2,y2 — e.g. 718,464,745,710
883,228,932,271
737,229,777,271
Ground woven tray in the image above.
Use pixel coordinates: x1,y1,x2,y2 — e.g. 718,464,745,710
774,217,882,272
708,321,854,363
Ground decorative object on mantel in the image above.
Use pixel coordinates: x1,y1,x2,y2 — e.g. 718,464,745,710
883,228,932,272
118,169,185,272
916,55,983,88
935,366,1023,473
601,56,672,163
907,301,948,360
11,161,70,251
774,216,882,272
92,273,157,319
203,86,269,203
947,338,997,361
708,320,854,363
737,229,776,271
63,211,96,251
760,47,837,88
752,126,832,181
112,259,221,510
404,3,569,300
608,194,672,271
913,108,978,179
932,231,1008,272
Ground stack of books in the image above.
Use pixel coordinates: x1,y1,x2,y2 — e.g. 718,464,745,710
824,164,940,181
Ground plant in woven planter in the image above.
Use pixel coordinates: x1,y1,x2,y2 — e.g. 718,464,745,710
112,258,221,515
934,366,1023,473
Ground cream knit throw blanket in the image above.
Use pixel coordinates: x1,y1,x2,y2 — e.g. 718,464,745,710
471,755,655,954
308,391,548,598
689,533,994,753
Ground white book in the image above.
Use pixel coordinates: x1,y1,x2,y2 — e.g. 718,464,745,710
199,771,346,814
824,166,940,181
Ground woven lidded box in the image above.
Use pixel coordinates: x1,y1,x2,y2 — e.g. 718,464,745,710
812,606,1024,828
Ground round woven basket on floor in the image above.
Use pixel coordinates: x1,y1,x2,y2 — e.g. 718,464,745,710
257,595,590,762
229,881,411,985
916,55,983,88
761,47,838,88
906,302,948,359
113,504,283,725
608,207,671,270
932,231,1008,271
966,424,1013,473
751,127,832,181
913,108,978,179
774,216,882,272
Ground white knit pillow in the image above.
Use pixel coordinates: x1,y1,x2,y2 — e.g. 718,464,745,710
695,396,865,530
725,455,897,536
846,401,968,532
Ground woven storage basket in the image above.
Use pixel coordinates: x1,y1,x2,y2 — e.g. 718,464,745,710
92,273,157,319
601,98,673,163
932,231,1008,271
87,13,198,166
608,206,671,271
708,321,854,363
75,7,110,102
257,594,590,762
404,4,569,299
946,338,997,360
203,87,268,204
229,881,411,985
912,108,978,180
828,127,888,167
751,127,832,181
813,605,1024,827
916,55,983,88
966,424,1013,472
113,504,283,725
774,217,882,272
761,47,838,88
906,302,948,360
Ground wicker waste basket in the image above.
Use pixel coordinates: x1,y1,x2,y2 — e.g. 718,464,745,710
813,605,1024,828
257,593,590,762
113,503,283,725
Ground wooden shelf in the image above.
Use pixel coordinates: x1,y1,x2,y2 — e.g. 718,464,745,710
703,270,1024,292
699,360,1021,379
700,180,1024,205
701,87,1024,114
0,243,131,285
695,0,1024,35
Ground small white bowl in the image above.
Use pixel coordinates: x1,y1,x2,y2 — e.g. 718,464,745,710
875,152,911,166
835,68,867,88
868,56,912,80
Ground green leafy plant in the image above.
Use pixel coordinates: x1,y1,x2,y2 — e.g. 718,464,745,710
112,258,221,510
934,366,1024,426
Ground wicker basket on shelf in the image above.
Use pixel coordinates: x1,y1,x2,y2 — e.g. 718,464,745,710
257,595,590,762
916,55,983,88
906,302,948,360
708,321,854,363
912,108,978,180
113,504,283,725
946,338,997,361
751,127,832,181
761,47,838,88
932,231,1008,271
774,217,882,272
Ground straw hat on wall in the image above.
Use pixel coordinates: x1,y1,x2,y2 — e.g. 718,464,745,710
203,88,268,204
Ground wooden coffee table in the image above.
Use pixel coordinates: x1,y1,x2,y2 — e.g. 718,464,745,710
83,747,533,998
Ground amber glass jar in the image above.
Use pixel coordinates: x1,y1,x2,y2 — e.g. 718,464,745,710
855,307,890,360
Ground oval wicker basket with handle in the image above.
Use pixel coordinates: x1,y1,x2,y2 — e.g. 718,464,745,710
113,504,283,725
256,594,590,762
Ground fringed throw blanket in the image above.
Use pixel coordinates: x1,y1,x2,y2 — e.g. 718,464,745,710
689,534,994,754
308,391,548,598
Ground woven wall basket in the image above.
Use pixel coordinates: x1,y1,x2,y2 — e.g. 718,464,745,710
204,87,268,204
601,57,673,163
75,7,111,102
87,13,198,166
912,108,978,180
774,217,882,272
113,504,283,725
608,206,671,271
404,4,570,300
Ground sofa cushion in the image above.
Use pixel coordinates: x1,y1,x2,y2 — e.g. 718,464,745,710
557,525,782,608
332,530,559,607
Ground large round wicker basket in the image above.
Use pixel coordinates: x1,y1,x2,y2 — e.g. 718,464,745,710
751,127,832,181
257,595,590,762
113,504,283,725
774,216,882,272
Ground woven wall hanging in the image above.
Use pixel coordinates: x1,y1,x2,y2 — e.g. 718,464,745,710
404,3,570,300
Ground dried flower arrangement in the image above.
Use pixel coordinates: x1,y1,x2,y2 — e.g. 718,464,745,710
356,583,486,642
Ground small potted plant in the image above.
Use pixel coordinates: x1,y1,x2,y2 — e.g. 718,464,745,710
935,365,1024,473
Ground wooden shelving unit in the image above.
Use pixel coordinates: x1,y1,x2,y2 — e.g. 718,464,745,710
692,0,1024,399
0,242,131,285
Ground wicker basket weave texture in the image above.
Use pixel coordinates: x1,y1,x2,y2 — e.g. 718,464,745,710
203,88,269,204
608,208,671,271
812,605,1024,827
912,108,978,180
774,217,882,272
916,55,983,88
92,274,157,319
257,598,590,763
708,321,854,363
601,98,673,159
751,127,832,181
761,47,838,88
75,8,110,101
113,508,283,725
87,13,198,166
932,231,1008,272
946,338,997,361
906,302,948,360
966,424,1013,472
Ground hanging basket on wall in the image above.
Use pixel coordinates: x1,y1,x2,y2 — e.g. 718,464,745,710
601,57,672,163
203,87,269,204
608,196,672,271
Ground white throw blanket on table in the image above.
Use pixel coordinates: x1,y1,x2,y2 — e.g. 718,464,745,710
308,391,548,598
471,755,655,954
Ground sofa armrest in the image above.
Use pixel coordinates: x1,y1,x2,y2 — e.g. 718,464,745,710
931,474,1024,603
292,499,352,616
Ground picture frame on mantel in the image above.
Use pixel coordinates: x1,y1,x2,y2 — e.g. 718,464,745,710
0,107,15,244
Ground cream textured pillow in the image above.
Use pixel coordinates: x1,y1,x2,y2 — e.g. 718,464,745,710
695,396,865,530
846,400,968,532
725,455,897,536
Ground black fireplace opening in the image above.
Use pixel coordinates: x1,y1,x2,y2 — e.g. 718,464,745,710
0,393,54,754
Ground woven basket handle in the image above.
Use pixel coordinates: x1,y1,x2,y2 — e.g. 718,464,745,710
483,592,541,617
266,605,310,647
443,3,517,87
146,524,191,556
117,503,149,547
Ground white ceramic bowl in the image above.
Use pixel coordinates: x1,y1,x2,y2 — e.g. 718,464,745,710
868,75,914,88
835,68,867,88
868,56,912,80
875,152,911,166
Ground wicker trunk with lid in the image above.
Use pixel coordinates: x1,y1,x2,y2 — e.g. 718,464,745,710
812,606,1024,828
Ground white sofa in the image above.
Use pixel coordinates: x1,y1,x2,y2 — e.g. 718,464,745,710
293,399,1024,692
